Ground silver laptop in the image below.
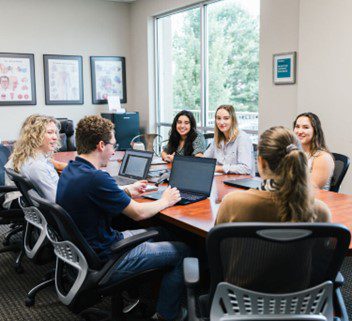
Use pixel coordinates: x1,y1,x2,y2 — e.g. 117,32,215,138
114,150,153,186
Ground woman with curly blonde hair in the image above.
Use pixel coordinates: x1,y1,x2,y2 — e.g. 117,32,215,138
4,115,63,205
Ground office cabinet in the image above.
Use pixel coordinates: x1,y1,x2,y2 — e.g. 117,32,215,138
101,112,139,150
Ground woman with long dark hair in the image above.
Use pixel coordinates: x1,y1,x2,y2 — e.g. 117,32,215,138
216,126,331,224
293,112,334,190
161,110,206,162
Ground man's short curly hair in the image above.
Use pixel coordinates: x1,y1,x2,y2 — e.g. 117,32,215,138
76,115,115,154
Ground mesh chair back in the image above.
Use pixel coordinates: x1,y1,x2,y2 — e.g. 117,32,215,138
252,143,259,177
207,223,350,306
210,281,331,321
29,193,104,269
0,144,10,186
5,168,50,260
330,153,350,192
204,133,214,149
29,193,104,307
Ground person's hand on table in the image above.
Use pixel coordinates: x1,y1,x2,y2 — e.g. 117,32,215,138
215,165,224,173
161,186,181,207
126,180,148,197
164,153,175,163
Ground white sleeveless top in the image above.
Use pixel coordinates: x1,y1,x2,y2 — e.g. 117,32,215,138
306,151,332,191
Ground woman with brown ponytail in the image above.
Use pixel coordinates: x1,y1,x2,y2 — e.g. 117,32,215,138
216,126,331,224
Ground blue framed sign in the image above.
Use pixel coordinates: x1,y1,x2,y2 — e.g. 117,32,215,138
273,52,296,85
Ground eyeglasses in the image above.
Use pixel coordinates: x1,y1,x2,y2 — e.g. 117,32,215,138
104,141,119,151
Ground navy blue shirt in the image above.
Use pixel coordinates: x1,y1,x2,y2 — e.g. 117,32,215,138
56,157,131,260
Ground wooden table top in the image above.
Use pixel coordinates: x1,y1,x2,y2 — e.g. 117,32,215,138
54,151,352,248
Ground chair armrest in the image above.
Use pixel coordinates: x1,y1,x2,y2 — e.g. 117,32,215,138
183,257,200,321
184,257,200,287
110,229,158,256
335,272,344,288
0,186,18,193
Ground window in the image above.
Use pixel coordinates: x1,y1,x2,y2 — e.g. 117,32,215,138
155,0,260,141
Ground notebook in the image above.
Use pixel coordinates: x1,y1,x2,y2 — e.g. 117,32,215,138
114,150,153,186
223,177,262,190
143,155,216,205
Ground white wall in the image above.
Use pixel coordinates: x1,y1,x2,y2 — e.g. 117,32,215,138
298,0,352,193
0,0,131,140
258,0,300,132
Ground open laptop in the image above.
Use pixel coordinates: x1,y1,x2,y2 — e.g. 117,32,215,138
223,177,262,190
143,155,216,205
114,150,153,186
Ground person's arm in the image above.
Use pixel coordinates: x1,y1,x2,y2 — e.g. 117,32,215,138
313,199,332,222
192,132,206,157
161,143,175,162
122,186,181,221
121,180,147,197
23,161,59,202
221,134,253,175
310,152,335,189
162,150,175,162
215,192,239,224
204,142,215,158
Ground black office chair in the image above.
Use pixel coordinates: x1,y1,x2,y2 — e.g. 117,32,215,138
330,153,350,193
184,223,350,321
29,192,166,320
204,133,214,150
0,144,25,271
5,168,55,306
56,118,76,152
252,143,259,177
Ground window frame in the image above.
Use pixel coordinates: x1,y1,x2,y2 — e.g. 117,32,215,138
154,0,259,138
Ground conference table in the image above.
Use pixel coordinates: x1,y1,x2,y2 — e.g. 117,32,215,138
54,151,352,251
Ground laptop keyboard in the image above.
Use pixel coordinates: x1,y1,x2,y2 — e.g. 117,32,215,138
180,191,204,201
114,176,137,186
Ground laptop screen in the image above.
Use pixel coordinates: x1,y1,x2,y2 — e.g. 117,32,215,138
119,150,153,179
169,156,216,195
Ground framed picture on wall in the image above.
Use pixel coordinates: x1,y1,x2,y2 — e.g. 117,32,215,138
273,52,297,85
43,54,83,105
0,52,36,106
90,56,127,104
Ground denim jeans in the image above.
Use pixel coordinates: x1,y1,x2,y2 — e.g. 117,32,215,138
109,227,190,321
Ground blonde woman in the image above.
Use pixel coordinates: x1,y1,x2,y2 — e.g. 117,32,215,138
216,126,331,224
5,115,63,205
204,105,253,174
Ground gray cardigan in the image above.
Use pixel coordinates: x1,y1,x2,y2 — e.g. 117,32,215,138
204,130,253,175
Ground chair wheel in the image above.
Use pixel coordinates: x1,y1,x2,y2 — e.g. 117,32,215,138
25,297,35,307
14,265,24,274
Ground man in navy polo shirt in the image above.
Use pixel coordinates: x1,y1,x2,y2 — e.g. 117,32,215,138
56,115,189,321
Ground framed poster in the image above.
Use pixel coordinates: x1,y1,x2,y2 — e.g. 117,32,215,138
44,54,83,105
90,56,127,104
273,52,297,85
0,53,36,106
